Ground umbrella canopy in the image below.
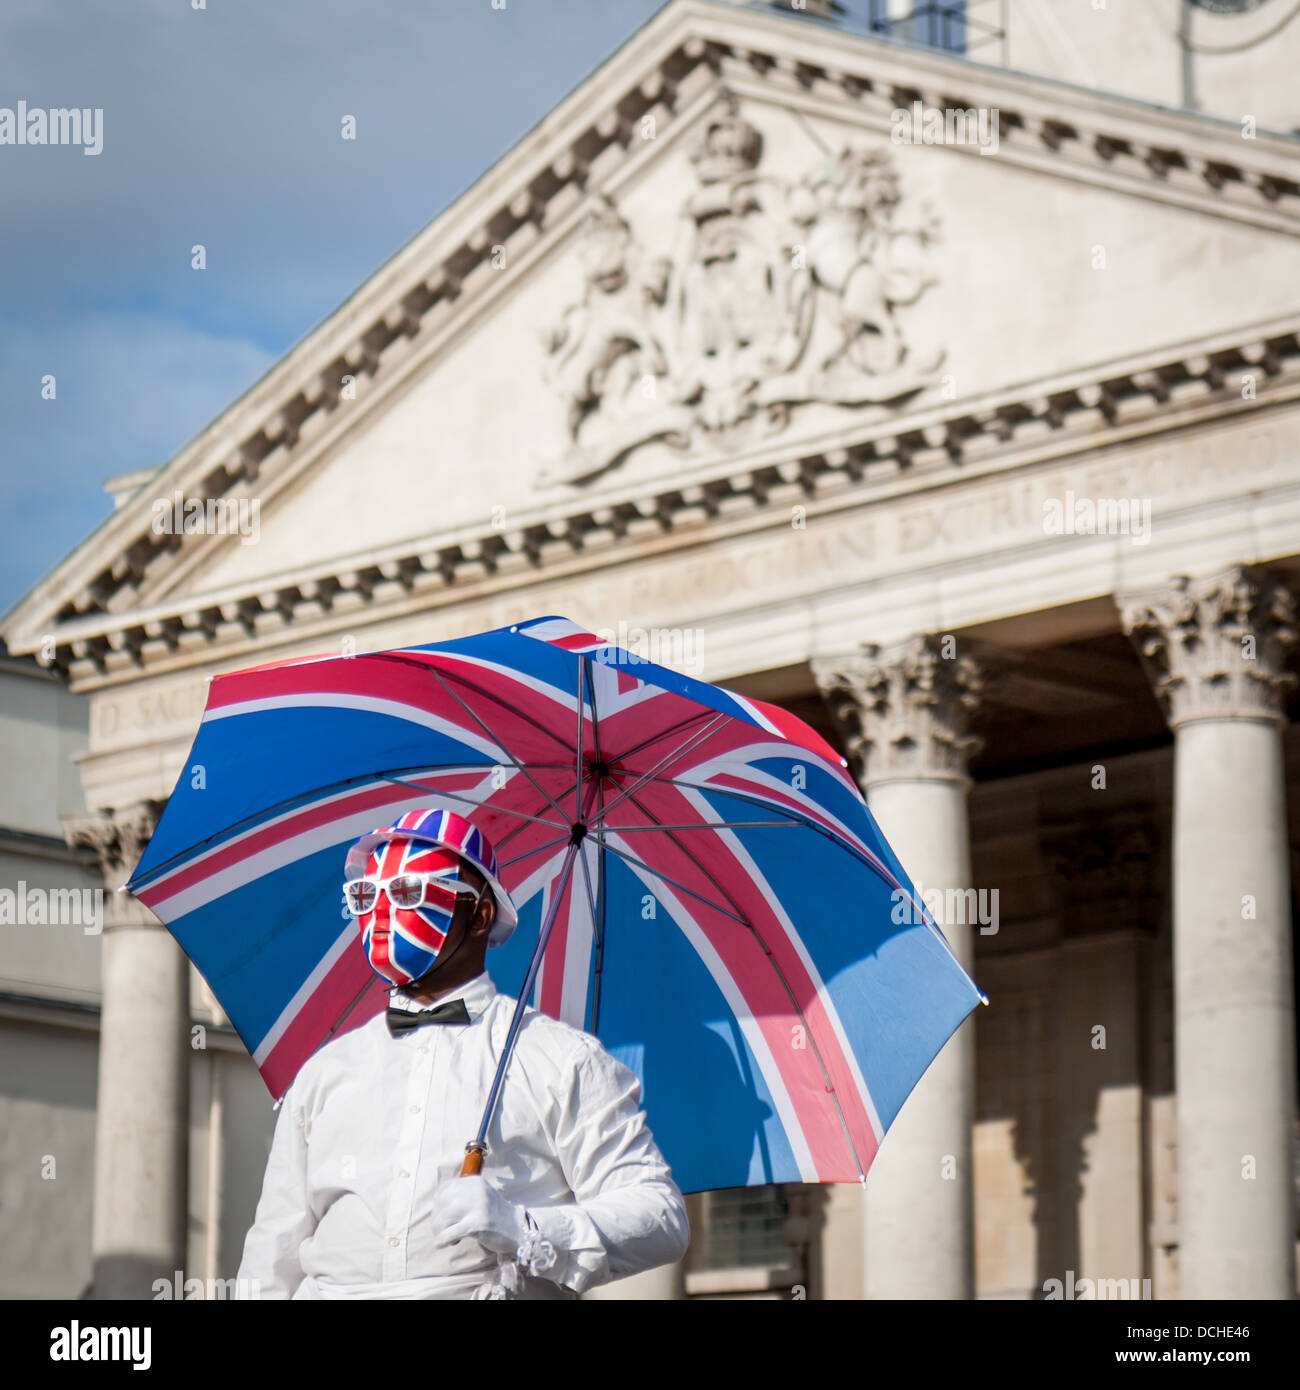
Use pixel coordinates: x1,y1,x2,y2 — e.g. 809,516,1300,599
127,615,985,1193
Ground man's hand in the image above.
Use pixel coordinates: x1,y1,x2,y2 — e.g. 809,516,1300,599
429,1175,530,1256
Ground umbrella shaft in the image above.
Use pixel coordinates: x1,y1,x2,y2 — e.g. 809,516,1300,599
471,838,582,1151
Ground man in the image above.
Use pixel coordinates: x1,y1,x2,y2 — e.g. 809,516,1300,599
237,807,689,1299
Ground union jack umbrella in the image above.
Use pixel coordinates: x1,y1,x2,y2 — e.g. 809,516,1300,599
126,615,985,1193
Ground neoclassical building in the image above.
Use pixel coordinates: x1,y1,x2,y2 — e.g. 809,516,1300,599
4,0,1299,1299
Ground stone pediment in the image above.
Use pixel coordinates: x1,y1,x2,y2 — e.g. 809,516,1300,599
7,0,1300,675
534,100,947,490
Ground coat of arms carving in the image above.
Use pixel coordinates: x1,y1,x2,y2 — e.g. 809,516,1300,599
539,96,944,487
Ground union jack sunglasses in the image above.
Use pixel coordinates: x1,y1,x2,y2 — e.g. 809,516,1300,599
342,871,485,917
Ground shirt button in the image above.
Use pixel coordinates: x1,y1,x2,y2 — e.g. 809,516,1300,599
410,1104,421,1114
399,1169,410,1179
389,1236,400,1247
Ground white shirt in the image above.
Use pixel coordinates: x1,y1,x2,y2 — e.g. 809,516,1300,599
236,970,690,1299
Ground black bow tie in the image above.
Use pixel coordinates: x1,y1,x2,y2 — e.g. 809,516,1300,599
386,997,472,1036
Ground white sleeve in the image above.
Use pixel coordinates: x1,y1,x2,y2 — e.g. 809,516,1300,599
235,1086,317,1299
527,1038,690,1295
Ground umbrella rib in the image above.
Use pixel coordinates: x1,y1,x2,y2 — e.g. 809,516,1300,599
574,654,586,817
382,774,567,831
421,659,578,760
485,650,600,868
487,772,586,854
571,661,596,930
657,767,968,967
591,810,607,1034
639,774,969,984
788,997,868,1182
574,661,594,909
493,811,563,854
602,820,802,831
126,762,562,890
623,773,903,897
608,800,870,1184
584,657,603,768
422,666,572,827
598,712,732,823
499,834,571,870
369,652,577,759
585,658,609,1036
586,830,751,928
578,835,606,1034
575,836,600,965
621,789,752,926
491,792,591,854
607,709,717,765
321,974,379,1043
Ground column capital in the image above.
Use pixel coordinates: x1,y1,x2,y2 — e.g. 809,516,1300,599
63,800,166,930
1120,565,1296,729
812,634,984,786
64,799,165,883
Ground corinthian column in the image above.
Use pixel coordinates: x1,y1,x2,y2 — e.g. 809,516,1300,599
1122,566,1297,1300
64,800,188,1300
814,635,983,1300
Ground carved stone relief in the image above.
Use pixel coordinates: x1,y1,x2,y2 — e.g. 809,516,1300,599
540,95,944,486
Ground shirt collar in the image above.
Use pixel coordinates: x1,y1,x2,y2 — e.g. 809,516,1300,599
388,970,497,1019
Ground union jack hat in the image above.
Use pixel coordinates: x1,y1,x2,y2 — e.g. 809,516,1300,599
344,808,518,945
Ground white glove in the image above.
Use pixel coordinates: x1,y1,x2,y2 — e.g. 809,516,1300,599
429,1175,530,1257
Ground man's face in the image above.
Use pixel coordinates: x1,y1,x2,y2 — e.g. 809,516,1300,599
357,836,478,986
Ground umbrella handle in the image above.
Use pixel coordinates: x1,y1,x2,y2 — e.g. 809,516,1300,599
460,1142,486,1176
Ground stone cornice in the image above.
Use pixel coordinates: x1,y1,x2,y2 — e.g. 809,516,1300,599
21,318,1300,688
6,0,1300,652
719,69,1300,237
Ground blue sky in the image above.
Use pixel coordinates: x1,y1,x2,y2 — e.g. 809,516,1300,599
0,0,689,616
